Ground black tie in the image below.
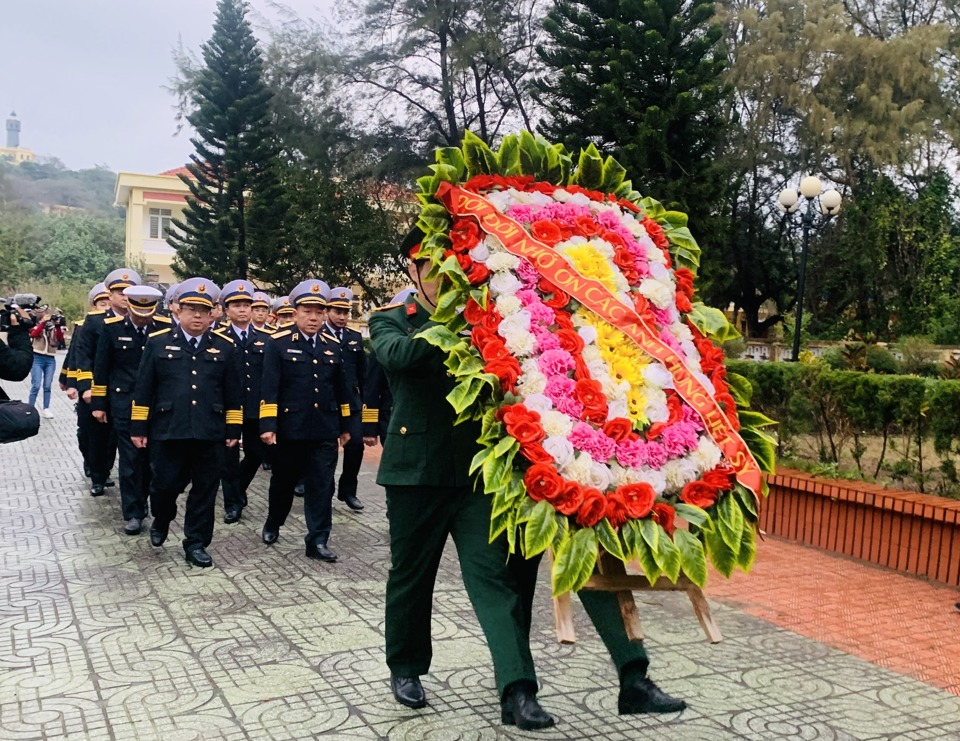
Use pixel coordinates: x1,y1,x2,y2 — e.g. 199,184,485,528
190,337,199,351
336,329,342,342
309,337,316,351
239,330,247,344
137,327,146,345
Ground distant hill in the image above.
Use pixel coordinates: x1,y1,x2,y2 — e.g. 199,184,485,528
0,159,121,217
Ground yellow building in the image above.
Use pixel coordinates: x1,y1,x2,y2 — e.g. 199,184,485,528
1,112,37,164
114,167,193,286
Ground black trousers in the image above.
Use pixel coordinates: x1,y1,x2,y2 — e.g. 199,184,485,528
88,405,117,486
266,438,337,548
221,417,264,510
336,421,364,499
113,417,149,521
76,400,92,471
150,439,223,552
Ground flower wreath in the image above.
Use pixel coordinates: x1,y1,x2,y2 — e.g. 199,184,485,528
412,131,776,595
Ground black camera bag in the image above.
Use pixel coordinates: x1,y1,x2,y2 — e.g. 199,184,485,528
0,400,41,443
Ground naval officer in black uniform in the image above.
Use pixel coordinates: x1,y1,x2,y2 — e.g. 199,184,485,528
259,279,352,562
91,286,171,535
130,278,242,568
324,286,365,511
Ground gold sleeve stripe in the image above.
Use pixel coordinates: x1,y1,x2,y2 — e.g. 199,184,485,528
66,370,78,379
340,404,351,417
225,410,243,424
91,385,107,397
130,403,150,421
361,410,379,422
77,371,93,381
259,403,278,419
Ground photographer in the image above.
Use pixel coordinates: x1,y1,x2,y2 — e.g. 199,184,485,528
28,307,63,419
0,306,33,396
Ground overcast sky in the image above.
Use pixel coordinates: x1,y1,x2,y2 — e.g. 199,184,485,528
0,1,335,173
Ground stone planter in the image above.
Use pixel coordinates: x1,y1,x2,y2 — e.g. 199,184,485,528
763,469,960,586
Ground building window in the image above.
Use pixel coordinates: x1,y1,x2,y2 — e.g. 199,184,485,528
149,208,173,239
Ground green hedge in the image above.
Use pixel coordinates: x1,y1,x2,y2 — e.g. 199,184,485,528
726,361,960,495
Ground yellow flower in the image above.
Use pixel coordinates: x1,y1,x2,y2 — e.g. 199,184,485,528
562,243,620,294
579,312,650,427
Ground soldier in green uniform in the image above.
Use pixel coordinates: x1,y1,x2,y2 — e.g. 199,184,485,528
369,235,555,730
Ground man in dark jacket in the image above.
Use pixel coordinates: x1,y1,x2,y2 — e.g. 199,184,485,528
0,306,33,398
259,279,352,562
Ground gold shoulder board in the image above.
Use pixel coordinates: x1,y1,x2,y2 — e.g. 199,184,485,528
149,328,172,338
271,330,292,340
212,329,234,343
372,303,402,313
105,316,125,324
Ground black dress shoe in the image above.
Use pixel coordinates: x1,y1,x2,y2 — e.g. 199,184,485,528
103,479,116,488
123,518,142,535
185,547,214,568
618,677,687,714
90,484,105,497
261,526,279,545
150,523,168,547
305,544,338,562
293,483,305,497
390,675,426,709
501,681,555,730
340,495,364,511
224,506,242,524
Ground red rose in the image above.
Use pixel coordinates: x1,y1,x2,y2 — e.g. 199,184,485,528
552,479,585,516
604,490,630,529
455,252,473,272
479,338,510,362
576,487,607,527
485,356,521,393
602,230,627,249
501,404,545,447
675,290,693,314
574,378,608,424
479,308,502,334
471,323,494,349
675,268,695,301
466,262,490,285
555,328,584,354
651,502,677,535
538,277,570,309
524,463,563,502
701,466,735,492
716,391,740,429
450,219,481,253
680,480,719,509
602,417,634,442
463,297,486,326
573,355,592,382
553,310,574,331
531,219,564,246
643,218,669,250
573,215,600,238
520,442,555,464
613,247,640,285
617,482,657,519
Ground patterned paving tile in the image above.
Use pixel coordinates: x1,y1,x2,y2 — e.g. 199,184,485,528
2,363,960,740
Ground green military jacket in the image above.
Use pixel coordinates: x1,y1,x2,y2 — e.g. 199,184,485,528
369,295,480,488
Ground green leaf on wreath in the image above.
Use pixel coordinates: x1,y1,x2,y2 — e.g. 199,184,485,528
519,130,544,176
418,203,450,233
552,526,598,596
463,130,499,176
469,447,491,476
595,518,626,562
493,435,518,458
498,134,522,176
491,484,517,520
737,522,757,572
552,513,569,552
638,196,667,220
575,143,603,190
634,531,663,585
639,518,659,553
601,157,627,192
688,303,740,343
436,147,466,178
674,529,708,587
489,506,511,543
704,524,736,578
447,377,485,415
432,286,466,323
739,426,777,474
674,502,711,528
726,372,753,407
437,254,469,288
734,483,760,519
738,410,777,429
524,500,558,558
654,526,682,582
478,408,502,445
663,210,689,228
717,493,744,557
433,163,461,185
417,325,465,353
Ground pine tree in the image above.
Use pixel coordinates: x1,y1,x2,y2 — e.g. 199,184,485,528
169,0,285,283
534,0,730,239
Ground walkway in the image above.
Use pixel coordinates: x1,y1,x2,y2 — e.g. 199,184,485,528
1,362,959,740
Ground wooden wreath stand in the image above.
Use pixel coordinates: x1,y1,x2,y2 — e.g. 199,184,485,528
550,550,723,644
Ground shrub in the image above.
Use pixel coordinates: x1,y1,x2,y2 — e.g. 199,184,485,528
865,346,900,374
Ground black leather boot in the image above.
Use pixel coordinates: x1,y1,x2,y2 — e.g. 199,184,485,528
390,675,426,709
618,676,687,714
500,681,555,730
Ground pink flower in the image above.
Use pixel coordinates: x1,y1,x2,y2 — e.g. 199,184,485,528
568,422,616,463
516,260,540,285
526,301,555,326
516,289,540,307
615,438,646,469
505,204,536,224
538,349,575,377
533,327,562,353
682,404,705,430
660,424,696,457
645,441,669,469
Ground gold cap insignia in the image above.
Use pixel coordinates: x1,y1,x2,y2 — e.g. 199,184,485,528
310,284,320,293
197,284,206,293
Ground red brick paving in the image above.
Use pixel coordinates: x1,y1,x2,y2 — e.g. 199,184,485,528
706,535,960,696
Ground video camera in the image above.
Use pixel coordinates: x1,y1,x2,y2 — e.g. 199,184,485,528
0,293,41,331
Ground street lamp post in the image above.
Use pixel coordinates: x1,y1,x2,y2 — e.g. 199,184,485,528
778,177,842,361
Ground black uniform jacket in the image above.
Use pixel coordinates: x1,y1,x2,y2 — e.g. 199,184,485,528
130,326,242,441
226,325,273,421
361,352,392,440
259,328,351,441
91,315,172,419
58,318,83,389
326,322,366,413
74,309,116,394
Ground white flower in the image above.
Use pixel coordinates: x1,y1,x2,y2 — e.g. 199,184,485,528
644,389,670,423
673,322,693,342
662,458,699,492
608,398,630,420
634,468,667,495
649,262,670,281
495,294,522,317
543,436,575,468
499,310,531,334
485,250,519,273
643,363,674,390
561,452,594,486
504,330,536,357
516,368,547,396
486,190,511,212
577,324,598,345
582,345,604,365
469,243,490,263
646,243,666,264
588,461,613,490
586,358,608,380
489,272,523,297
541,410,574,438
588,238,615,258
639,278,675,310
523,393,552,415
691,436,723,473
610,463,634,488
